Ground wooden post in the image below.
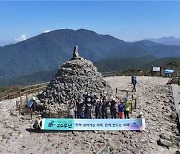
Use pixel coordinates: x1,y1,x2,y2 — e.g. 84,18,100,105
132,93,137,109
30,108,33,119
16,100,19,111
126,90,128,97
160,67,161,77
131,102,133,114
8,93,10,99
20,94,22,109
131,94,134,101
134,98,137,109
151,65,153,76
116,88,117,94
26,93,28,104
19,93,22,114
19,104,21,115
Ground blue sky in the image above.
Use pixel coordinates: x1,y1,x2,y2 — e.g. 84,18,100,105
0,1,180,45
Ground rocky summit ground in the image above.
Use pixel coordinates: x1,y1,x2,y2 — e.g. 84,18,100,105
0,76,180,154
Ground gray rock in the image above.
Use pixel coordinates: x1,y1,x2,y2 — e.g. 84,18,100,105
159,133,169,140
99,146,110,154
172,112,177,119
38,46,112,114
174,136,180,141
139,138,148,144
157,138,173,149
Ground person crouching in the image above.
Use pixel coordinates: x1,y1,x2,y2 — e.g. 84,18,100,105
33,115,42,130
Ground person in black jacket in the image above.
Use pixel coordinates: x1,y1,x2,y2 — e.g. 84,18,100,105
76,98,84,119
110,97,117,119
132,76,137,92
95,98,102,119
101,96,109,119
84,94,94,119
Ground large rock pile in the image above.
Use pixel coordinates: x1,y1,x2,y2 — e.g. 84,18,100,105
38,46,112,114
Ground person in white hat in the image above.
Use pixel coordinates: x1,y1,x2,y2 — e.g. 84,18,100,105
33,115,42,130
32,97,36,101
110,96,117,119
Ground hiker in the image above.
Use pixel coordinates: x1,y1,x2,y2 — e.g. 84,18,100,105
84,94,94,119
118,99,125,119
131,75,134,84
101,96,109,119
95,97,102,119
27,97,36,109
124,97,132,119
27,97,36,119
132,76,137,92
33,115,42,130
76,98,84,119
110,97,117,119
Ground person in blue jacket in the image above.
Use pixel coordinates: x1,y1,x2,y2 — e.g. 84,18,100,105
118,99,125,119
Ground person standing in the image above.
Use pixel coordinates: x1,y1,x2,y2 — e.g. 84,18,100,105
110,97,117,119
33,115,42,130
118,99,125,119
76,98,84,119
101,96,109,119
132,76,137,92
95,98,102,119
124,97,132,119
84,94,94,119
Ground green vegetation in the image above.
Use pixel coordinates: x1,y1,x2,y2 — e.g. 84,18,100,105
0,56,179,87
0,29,180,81
0,86,20,99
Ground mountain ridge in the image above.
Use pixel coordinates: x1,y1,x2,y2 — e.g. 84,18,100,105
0,56,179,86
146,36,180,46
0,29,180,80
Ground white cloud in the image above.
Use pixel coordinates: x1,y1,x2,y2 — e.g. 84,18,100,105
15,34,27,42
43,30,50,33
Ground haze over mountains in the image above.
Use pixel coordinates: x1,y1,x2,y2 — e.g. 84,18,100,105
146,36,180,46
0,29,180,85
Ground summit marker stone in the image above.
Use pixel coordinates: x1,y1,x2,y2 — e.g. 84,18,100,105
38,46,112,114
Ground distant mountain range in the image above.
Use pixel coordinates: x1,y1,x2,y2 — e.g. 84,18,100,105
1,56,180,86
146,36,180,46
0,29,180,83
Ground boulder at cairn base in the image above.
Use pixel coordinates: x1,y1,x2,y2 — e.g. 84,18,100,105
39,45,112,114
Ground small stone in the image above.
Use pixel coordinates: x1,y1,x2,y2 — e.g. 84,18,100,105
174,136,180,141
176,150,180,154
157,138,173,149
159,133,169,140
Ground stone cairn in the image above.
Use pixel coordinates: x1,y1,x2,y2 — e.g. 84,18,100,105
38,45,112,115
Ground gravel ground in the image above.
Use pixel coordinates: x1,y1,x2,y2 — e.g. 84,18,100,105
0,76,180,154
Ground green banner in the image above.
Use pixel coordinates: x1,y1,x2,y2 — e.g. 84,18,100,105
41,118,145,131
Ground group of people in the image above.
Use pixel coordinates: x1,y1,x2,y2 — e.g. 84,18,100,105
68,93,134,119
